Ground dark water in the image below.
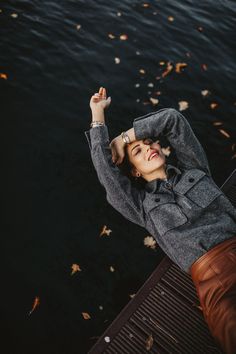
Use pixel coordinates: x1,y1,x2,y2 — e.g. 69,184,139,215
1,0,236,353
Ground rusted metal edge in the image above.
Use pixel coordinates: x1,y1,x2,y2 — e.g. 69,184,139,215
88,257,172,353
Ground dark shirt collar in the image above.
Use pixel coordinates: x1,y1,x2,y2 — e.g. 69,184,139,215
145,163,182,193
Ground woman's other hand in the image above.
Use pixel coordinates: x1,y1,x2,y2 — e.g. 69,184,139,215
109,135,126,165
90,86,111,112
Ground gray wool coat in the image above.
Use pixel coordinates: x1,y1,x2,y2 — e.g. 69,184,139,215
85,108,236,273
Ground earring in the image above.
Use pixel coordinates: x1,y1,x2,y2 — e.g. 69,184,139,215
136,172,141,177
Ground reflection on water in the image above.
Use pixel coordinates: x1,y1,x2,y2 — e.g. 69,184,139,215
1,1,236,353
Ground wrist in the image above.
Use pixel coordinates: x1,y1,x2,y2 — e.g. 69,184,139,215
91,109,105,122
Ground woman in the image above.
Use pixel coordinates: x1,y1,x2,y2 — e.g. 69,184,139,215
85,86,236,354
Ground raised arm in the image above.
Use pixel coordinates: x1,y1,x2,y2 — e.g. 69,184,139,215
126,108,211,176
84,87,146,228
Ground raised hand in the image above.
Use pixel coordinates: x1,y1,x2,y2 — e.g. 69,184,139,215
90,86,111,112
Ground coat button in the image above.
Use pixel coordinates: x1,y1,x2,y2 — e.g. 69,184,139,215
189,177,195,183
165,182,172,189
155,197,160,202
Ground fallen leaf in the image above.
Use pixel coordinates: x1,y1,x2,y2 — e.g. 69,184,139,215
149,97,159,105
120,34,128,40
159,61,165,66
197,26,203,32
201,89,210,97
142,3,150,7
147,82,154,87
114,57,120,64
76,24,81,30
99,305,103,310
11,13,18,18
144,236,157,249
29,296,40,316
175,62,187,73
108,33,115,39
213,121,223,126
110,266,115,272
136,50,141,55
219,129,230,138
71,263,82,275
117,12,122,16
139,68,146,74
201,63,208,71
100,225,112,237
129,293,136,298
146,334,154,351
162,61,173,78
168,16,174,22
0,73,7,80
155,90,162,95
82,312,91,320
135,83,140,88
104,336,110,343
210,102,218,109
178,101,189,111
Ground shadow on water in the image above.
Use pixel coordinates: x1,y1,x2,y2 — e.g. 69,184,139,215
1,0,236,353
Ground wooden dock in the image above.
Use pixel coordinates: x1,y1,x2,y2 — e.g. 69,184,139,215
89,169,236,354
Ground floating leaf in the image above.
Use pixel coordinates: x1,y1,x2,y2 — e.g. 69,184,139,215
149,97,159,105
11,13,18,18
120,34,128,40
219,129,230,138
135,83,140,88
100,225,112,237
0,73,7,80
213,121,223,126
29,296,40,316
110,266,115,272
201,89,210,97
201,63,208,71
117,12,122,16
144,236,157,249
168,16,174,22
82,312,91,320
147,82,154,87
178,101,189,111
146,334,154,351
139,68,146,74
175,62,187,73
159,61,165,66
108,33,115,39
114,57,120,64
76,24,81,30
142,3,150,7
99,305,103,310
71,263,82,275
162,61,173,78
210,102,218,109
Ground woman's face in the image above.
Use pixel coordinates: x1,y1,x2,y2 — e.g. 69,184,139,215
126,138,166,178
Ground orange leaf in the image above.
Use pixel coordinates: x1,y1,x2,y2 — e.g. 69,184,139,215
162,61,173,78
175,62,187,73
29,296,40,315
82,312,91,320
71,263,82,275
0,73,7,80
100,225,112,237
210,102,218,109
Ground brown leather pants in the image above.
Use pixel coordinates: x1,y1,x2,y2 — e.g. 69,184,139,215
190,236,236,354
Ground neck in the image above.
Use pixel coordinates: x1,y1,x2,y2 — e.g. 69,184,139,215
143,164,168,182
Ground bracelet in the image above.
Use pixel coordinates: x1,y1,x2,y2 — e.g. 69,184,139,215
90,121,105,128
121,131,131,144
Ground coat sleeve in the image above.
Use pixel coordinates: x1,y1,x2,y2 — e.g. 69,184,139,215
84,125,146,228
133,108,212,176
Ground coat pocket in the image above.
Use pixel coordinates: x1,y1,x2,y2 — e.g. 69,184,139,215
173,169,223,208
145,195,188,237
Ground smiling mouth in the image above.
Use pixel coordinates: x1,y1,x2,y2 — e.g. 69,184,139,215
149,152,159,161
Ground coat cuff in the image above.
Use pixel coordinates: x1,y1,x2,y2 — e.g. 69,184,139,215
84,125,110,150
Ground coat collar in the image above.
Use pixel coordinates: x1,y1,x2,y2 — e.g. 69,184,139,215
145,163,182,193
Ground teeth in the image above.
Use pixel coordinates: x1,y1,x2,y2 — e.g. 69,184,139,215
150,152,158,160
